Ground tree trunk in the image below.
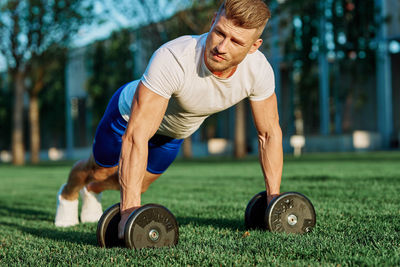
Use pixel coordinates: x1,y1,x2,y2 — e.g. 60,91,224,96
29,94,40,163
28,67,45,164
182,137,192,158
234,101,246,158
11,70,25,165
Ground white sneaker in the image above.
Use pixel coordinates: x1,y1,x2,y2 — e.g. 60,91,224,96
80,186,103,223
55,184,79,227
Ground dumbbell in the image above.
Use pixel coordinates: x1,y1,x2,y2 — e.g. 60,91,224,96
97,203,179,249
245,191,316,234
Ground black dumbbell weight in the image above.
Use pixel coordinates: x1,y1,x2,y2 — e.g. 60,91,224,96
245,191,316,234
244,191,268,230
97,203,179,249
97,203,125,248
124,204,179,249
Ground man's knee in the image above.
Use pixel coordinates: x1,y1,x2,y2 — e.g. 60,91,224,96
71,157,90,171
89,156,118,182
141,172,162,193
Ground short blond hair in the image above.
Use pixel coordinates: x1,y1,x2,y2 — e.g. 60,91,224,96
217,0,271,33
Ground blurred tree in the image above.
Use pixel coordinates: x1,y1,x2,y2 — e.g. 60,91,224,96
279,0,377,134
86,29,135,128
330,0,377,132
234,100,246,158
37,47,67,150
0,0,94,164
0,74,12,150
280,1,320,134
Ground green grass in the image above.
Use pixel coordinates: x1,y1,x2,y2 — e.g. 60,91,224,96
0,152,400,266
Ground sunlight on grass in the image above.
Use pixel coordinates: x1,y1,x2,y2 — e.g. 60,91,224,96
0,152,399,265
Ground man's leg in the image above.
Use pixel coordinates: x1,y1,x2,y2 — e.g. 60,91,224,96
140,172,162,193
87,171,161,194
55,137,180,227
55,84,129,227
54,157,95,227
55,155,118,227
81,169,161,223
55,133,181,227
77,156,118,223
61,155,118,199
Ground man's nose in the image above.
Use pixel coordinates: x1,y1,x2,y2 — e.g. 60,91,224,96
216,38,228,53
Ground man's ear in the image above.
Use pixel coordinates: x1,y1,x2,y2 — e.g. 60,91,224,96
249,39,263,54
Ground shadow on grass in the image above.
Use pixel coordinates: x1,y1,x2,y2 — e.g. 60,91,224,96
285,175,336,182
174,151,400,164
0,204,53,222
177,216,245,231
285,175,400,183
0,203,97,247
1,221,97,246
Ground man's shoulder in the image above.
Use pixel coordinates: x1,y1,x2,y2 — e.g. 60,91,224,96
160,34,206,57
247,50,269,64
244,50,273,74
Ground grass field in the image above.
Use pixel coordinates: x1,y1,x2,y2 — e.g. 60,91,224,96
0,152,400,266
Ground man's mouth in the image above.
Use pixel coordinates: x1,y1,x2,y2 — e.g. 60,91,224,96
211,51,225,62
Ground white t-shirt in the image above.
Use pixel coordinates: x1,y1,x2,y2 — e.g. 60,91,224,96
118,33,275,139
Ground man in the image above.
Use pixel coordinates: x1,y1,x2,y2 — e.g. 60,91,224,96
55,0,283,239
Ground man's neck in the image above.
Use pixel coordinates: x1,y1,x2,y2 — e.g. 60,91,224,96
203,51,237,79
212,66,237,78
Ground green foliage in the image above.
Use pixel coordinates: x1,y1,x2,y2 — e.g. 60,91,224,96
38,48,68,149
279,0,378,134
86,29,135,128
165,1,220,37
0,0,96,164
0,0,94,70
0,152,400,265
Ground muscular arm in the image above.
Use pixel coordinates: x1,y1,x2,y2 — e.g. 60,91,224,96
250,93,283,204
118,82,168,236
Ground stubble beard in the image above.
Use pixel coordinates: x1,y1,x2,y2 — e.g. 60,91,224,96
205,49,232,73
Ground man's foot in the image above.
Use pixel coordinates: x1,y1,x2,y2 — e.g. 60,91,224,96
55,184,79,227
80,186,103,223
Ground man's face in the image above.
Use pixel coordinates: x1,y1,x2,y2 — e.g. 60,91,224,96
204,11,262,77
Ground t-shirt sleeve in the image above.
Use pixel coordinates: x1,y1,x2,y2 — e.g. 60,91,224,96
249,54,275,101
141,47,184,99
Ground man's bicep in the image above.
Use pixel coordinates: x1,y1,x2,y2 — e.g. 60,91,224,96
125,81,169,139
141,47,183,99
250,93,280,135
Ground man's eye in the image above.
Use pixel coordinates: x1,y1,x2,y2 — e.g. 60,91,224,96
215,30,224,36
233,40,243,46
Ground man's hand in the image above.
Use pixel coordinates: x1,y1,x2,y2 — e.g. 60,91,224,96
118,213,130,239
118,207,140,239
267,194,279,206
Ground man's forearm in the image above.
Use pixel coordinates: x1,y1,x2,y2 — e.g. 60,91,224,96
118,137,148,214
258,129,283,197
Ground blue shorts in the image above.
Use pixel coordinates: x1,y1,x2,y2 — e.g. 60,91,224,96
92,85,183,174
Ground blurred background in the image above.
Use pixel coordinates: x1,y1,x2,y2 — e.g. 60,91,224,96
0,0,399,165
